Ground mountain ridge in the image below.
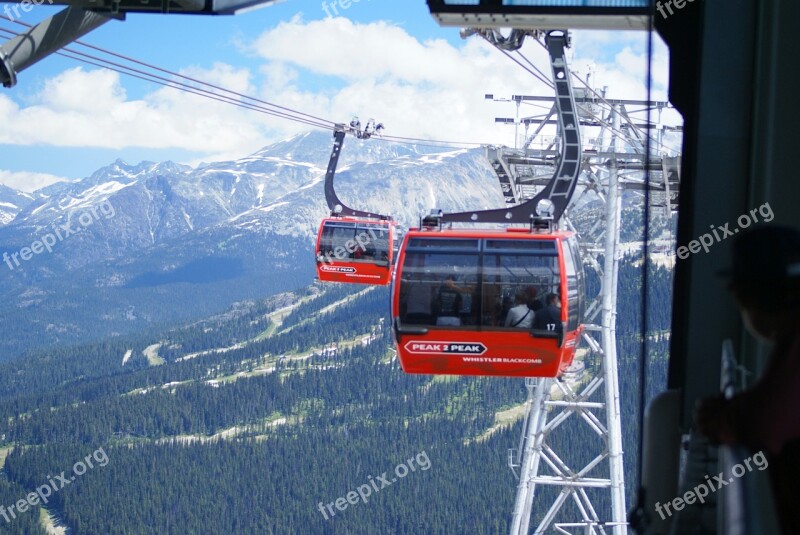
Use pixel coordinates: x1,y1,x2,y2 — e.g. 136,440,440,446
0,130,504,359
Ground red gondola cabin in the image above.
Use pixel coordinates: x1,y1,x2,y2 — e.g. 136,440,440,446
391,227,584,377
316,217,394,285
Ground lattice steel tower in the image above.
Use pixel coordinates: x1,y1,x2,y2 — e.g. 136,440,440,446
460,28,680,535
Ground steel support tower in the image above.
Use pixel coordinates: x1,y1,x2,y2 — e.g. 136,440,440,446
449,24,680,534
457,29,680,532
500,91,679,534
427,4,680,535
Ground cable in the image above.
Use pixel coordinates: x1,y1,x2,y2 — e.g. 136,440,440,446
514,50,555,90
571,75,680,154
531,35,680,155
632,18,656,528
1,18,505,149
497,47,554,89
480,33,680,156
0,27,335,132
519,101,556,111
65,50,332,129
470,31,554,89
379,134,482,148
0,15,337,129
0,29,334,133
58,51,330,126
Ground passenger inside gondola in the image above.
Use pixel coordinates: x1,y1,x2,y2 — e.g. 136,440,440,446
362,240,376,259
359,224,389,264
436,275,463,326
505,292,535,329
526,287,544,311
533,292,562,332
498,295,513,325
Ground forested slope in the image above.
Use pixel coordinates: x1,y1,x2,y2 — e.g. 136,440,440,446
0,256,671,534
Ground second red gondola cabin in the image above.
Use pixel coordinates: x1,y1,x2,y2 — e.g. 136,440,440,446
316,217,394,285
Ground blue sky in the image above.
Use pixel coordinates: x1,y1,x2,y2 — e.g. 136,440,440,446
0,0,675,191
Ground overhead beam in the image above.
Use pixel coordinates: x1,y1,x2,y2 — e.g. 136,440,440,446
0,0,276,14
0,7,118,88
427,0,652,31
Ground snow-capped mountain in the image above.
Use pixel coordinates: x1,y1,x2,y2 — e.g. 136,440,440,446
4,131,503,269
230,137,506,239
0,184,35,226
0,130,505,358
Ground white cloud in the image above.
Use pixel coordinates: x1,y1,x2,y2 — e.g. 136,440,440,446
571,30,671,100
0,65,277,155
248,16,559,144
252,16,495,86
0,170,72,192
0,19,679,164
38,67,127,112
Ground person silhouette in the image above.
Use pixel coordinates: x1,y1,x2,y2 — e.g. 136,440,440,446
694,226,800,533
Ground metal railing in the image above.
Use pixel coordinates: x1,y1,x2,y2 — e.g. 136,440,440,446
717,340,780,535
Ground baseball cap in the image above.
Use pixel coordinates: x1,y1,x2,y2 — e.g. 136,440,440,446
717,226,800,286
